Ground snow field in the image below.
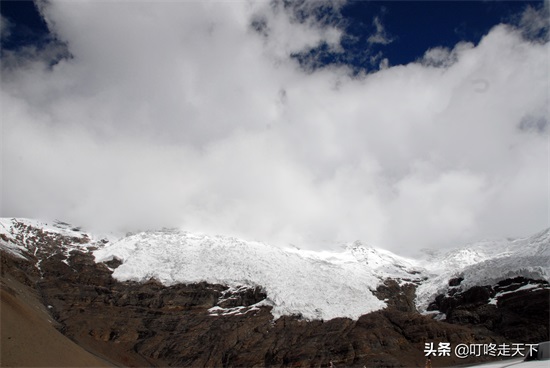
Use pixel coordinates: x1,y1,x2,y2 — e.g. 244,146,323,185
93,230,388,320
2,218,549,321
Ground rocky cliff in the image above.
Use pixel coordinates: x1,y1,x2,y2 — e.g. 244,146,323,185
1,219,548,367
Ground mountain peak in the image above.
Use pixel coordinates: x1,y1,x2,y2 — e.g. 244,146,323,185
1,217,549,320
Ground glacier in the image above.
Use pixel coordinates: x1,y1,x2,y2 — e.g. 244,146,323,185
1,217,549,321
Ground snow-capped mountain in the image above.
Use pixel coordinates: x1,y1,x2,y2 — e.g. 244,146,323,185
0,218,104,260
92,231,425,320
414,228,550,311
1,217,549,320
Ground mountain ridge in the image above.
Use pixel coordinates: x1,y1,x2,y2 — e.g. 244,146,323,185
1,217,548,367
1,217,548,320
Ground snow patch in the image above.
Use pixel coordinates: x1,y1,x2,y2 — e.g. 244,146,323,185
488,283,548,305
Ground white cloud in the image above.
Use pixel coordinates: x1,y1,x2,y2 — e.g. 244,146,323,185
0,14,12,39
518,1,549,41
367,16,394,45
1,2,548,256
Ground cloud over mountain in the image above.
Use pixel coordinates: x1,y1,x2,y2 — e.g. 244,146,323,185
1,1,548,255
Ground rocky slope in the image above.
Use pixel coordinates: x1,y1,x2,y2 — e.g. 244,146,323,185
0,268,113,367
427,277,549,343
0,218,548,367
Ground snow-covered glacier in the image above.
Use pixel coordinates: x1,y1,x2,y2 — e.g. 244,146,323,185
93,230,400,320
414,228,550,311
1,217,549,321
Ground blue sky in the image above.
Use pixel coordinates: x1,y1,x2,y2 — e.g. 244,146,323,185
2,1,545,71
1,1,49,49
1,1,549,255
291,1,545,71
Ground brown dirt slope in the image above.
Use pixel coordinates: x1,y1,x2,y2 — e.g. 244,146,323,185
0,272,113,367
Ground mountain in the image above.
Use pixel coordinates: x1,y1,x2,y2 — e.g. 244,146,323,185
414,228,550,312
1,218,548,367
92,232,428,321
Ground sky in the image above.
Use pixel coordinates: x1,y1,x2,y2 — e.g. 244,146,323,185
1,0,549,256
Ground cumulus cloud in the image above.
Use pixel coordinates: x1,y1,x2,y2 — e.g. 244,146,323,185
1,1,548,256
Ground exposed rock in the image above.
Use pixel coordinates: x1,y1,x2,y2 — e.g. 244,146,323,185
428,277,549,344
448,277,464,287
374,279,417,312
0,245,516,367
103,257,122,269
1,220,548,367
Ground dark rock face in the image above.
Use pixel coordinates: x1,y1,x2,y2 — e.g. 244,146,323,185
448,277,464,287
374,279,417,313
428,277,549,344
35,249,456,368
1,220,549,367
